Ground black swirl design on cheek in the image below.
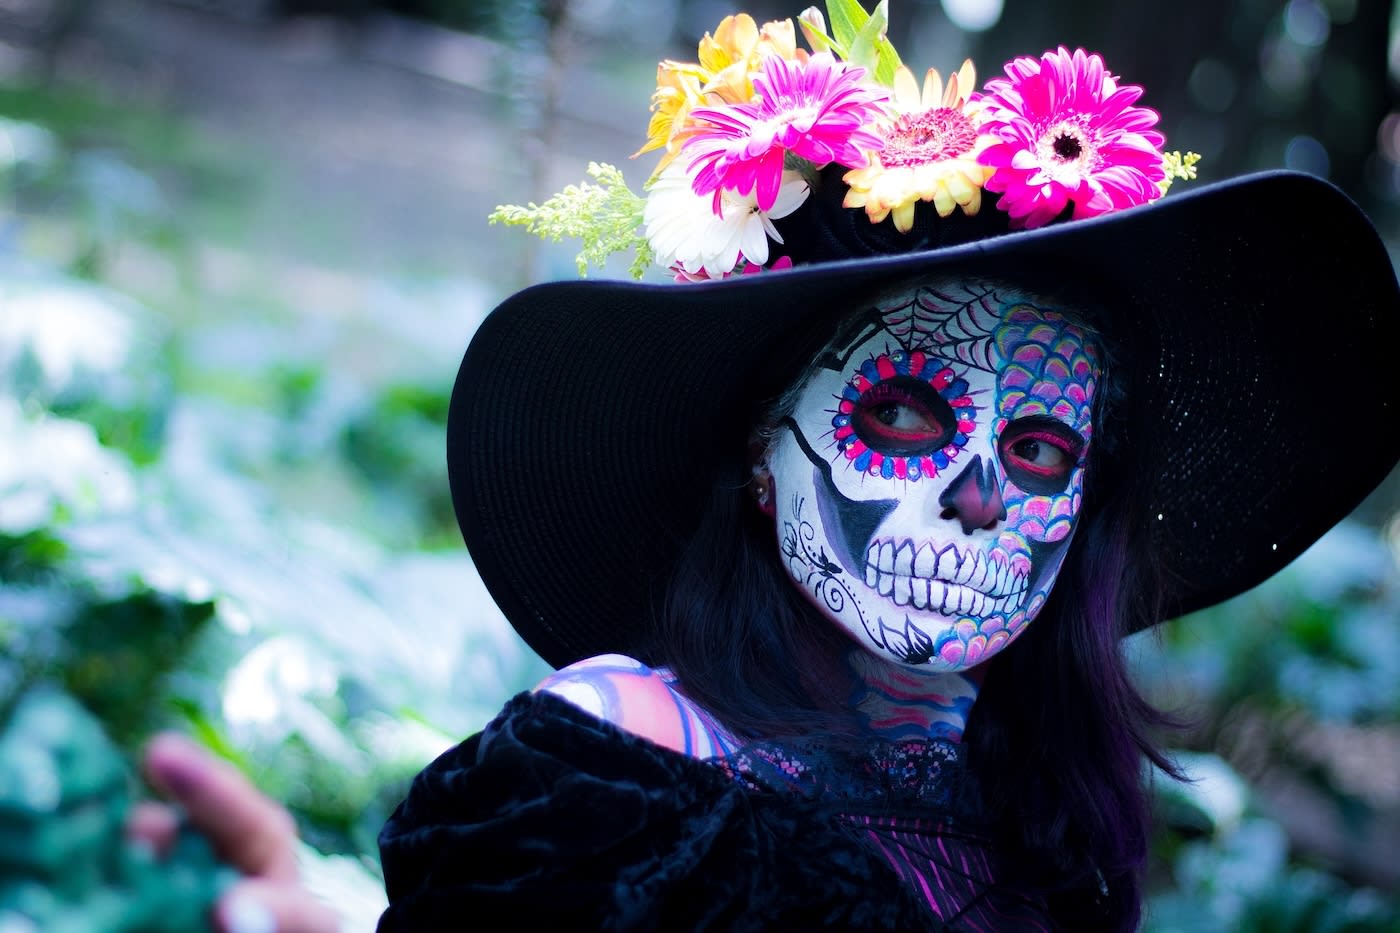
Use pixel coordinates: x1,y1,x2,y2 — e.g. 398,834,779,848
780,492,869,632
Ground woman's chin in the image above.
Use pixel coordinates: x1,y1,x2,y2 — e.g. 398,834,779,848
842,602,1030,672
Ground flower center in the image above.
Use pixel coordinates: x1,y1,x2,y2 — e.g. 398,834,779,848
1052,133,1082,160
881,107,978,168
1035,118,1099,184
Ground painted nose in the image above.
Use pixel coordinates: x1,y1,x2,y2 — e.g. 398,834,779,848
936,454,1007,534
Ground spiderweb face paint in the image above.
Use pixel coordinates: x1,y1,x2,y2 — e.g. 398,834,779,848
768,279,1099,671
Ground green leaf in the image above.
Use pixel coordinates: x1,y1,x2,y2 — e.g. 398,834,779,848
0,530,70,578
61,590,217,747
817,0,896,82
846,22,877,71
168,696,254,772
824,0,871,52
873,21,903,81
847,0,902,84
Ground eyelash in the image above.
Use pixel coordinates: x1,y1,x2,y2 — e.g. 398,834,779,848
997,419,1085,494
1007,430,1074,475
831,350,976,481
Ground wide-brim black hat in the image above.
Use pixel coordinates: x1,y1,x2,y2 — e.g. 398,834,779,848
449,171,1400,670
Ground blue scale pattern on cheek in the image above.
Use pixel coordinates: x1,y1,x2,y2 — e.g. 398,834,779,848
987,310,1099,634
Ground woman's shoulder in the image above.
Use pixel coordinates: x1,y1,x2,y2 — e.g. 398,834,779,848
534,653,738,760
377,687,940,931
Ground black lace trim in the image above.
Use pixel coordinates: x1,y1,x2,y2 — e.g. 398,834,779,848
713,734,967,814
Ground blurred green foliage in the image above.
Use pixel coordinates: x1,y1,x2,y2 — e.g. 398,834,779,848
0,91,548,927
0,689,239,932
1135,522,1400,928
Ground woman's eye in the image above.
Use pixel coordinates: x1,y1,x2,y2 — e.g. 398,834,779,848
851,377,955,455
998,420,1084,495
1009,437,1066,469
874,402,932,432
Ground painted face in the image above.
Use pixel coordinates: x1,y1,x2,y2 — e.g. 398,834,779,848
767,278,1100,671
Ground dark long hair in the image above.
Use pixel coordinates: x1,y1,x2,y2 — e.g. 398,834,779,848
647,284,1180,931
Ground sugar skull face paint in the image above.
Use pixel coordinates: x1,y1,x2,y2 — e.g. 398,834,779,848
768,278,1099,671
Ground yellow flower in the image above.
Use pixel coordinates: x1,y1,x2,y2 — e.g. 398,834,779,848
633,15,802,175
632,62,708,171
700,15,801,103
843,60,997,232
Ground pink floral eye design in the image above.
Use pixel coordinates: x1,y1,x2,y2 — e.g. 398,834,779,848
997,415,1085,494
832,349,976,481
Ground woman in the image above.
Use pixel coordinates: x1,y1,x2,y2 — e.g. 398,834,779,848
142,11,1400,932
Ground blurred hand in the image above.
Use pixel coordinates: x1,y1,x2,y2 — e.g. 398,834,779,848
134,733,341,933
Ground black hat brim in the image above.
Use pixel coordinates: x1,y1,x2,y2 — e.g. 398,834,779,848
449,171,1400,669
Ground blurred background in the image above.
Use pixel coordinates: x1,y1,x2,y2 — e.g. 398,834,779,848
0,0,1396,928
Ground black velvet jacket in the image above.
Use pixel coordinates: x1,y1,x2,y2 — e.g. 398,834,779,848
377,692,1071,931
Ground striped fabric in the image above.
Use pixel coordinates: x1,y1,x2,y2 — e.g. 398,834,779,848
839,812,1052,930
717,736,1056,930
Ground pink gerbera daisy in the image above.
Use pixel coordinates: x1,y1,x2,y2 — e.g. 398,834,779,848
682,52,887,213
978,47,1166,230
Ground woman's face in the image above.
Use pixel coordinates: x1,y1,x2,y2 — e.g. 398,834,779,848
765,277,1100,671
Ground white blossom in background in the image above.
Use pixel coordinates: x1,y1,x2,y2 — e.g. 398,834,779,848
0,270,137,392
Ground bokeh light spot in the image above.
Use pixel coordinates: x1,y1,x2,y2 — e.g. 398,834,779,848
1284,135,1330,177
1377,112,1400,163
1284,0,1331,48
1260,38,1311,100
940,0,1003,32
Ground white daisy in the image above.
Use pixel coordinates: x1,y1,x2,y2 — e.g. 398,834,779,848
643,160,808,278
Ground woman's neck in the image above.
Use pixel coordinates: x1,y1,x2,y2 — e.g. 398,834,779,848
844,647,981,743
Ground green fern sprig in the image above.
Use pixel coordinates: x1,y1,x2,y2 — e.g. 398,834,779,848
490,162,654,280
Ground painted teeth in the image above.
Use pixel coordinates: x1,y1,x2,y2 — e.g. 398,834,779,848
914,544,936,578
863,539,1033,610
937,546,957,579
894,543,914,577
955,550,974,586
909,577,930,610
974,553,991,590
881,585,1019,616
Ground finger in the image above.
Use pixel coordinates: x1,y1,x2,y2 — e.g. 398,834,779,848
216,879,341,933
144,732,300,882
126,800,181,858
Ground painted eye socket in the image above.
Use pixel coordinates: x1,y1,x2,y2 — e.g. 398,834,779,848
998,417,1085,494
832,351,975,481
852,378,955,455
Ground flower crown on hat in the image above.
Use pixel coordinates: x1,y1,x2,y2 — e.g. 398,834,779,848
491,0,1200,281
